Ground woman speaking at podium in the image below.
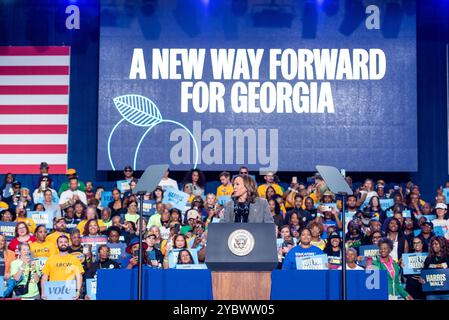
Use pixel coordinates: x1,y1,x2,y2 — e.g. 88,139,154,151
223,175,274,223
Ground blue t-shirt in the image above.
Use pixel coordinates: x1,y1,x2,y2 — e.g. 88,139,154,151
282,245,324,270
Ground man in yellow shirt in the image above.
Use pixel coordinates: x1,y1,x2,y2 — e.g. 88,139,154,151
257,171,283,198
216,171,234,197
41,235,84,300
46,217,71,247
77,206,106,234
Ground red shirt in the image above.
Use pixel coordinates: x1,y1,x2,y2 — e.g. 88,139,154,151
7,235,37,255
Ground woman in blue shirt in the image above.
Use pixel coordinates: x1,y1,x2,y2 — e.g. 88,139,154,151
282,228,324,270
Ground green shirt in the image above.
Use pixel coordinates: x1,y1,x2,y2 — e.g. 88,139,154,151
10,259,41,298
125,213,140,224
148,213,162,228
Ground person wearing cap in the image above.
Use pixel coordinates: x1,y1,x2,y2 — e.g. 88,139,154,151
123,165,135,182
41,235,84,300
418,220,435,252
46,217,71,248
316,205,342,239
432,202,449,240
324,232,343,269
36,161,53,191
144,233,164,268
59,177,88,209
376,181,387,199
125,237,150,269
257,171,283,199
33,175,59,205
58,168,86,195
158,168,178,191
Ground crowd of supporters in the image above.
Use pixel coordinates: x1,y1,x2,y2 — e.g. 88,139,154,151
1,162,449,300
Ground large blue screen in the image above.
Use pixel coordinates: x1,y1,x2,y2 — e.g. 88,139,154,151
98,0,417,172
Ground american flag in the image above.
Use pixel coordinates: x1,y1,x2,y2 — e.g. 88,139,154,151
0,46,70,174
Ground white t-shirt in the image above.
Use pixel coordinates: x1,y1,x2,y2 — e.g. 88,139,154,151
59,189,87,206
432,218,449,240
338,264,364,270
158,178,179,191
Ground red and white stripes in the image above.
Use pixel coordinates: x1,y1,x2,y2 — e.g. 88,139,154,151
0,46,70,174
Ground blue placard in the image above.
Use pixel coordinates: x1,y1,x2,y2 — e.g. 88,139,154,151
0,221,16,240
359,245,379,258
0,276,4,298
402,253,427,275
108,243,128,267
433,226,446,237
86,278,97,300
162,187,190,210
211,218,221,223
101,191,113,208
30,211,54,229
422,269,449,292
168,248,199,269
44,280,77,300
296,254,328,270
141,200,156,217
314,203,338,210
443,188,449,204
379,199,394,211
116,180,130,193
402,210,411,218
414,229,421,237
218,196,231,206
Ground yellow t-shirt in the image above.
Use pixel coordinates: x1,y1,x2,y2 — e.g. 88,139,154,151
46,231,71,248
30,240,58,258
216,185,234,197
257,183,284,198
76,219,106,235
42,253,84,281
17,217,36,234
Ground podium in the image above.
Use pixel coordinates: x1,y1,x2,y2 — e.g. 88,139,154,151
205,223,278,300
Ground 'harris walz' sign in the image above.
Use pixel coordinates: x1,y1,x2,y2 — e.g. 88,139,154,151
421,269,449,292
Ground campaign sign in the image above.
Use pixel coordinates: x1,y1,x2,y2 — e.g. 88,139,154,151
116,180,131,193
422,269,449,292
218,196,231,206
0,276,4,298
101,191,113,208
296,254,328,270
81,236,108,261
402,253,427,275
86,278,97,300
314,203,338,210
386,210,410,218
162,188,190,210
433,226,446,237
30,211,53,229
0,222,16,240
107,243,128,267
443,188,449,204
359,245,379,258
44,280,77,300
168,248,199,269
380,199,394,211
211,218,221,223
142,200,156,217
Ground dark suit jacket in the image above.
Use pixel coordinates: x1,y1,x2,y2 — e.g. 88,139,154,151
223,197,274,223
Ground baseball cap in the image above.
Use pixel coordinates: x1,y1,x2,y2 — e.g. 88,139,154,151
328,232,340,240
124,165,133,171
422,221,434,228
186,209,201,220
435,203,448,210
40,162,49,169
66,168,77,176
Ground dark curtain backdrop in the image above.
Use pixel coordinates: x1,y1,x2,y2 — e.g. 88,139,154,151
0,0,448,201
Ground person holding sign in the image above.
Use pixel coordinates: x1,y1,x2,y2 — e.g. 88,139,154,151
41,235,84,300
402,237,426,300
337,248,364,270
84,245,120,287
367,238,413,300
420,236,449,300
223,175,273,223
176,249,195,265
432,203,449,240
10,243,41,299
282,228,324,270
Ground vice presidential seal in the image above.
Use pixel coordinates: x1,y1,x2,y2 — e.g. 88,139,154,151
228,229,255,256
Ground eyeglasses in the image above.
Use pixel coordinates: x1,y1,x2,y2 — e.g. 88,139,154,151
124,169,133,172
240,171,248,175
